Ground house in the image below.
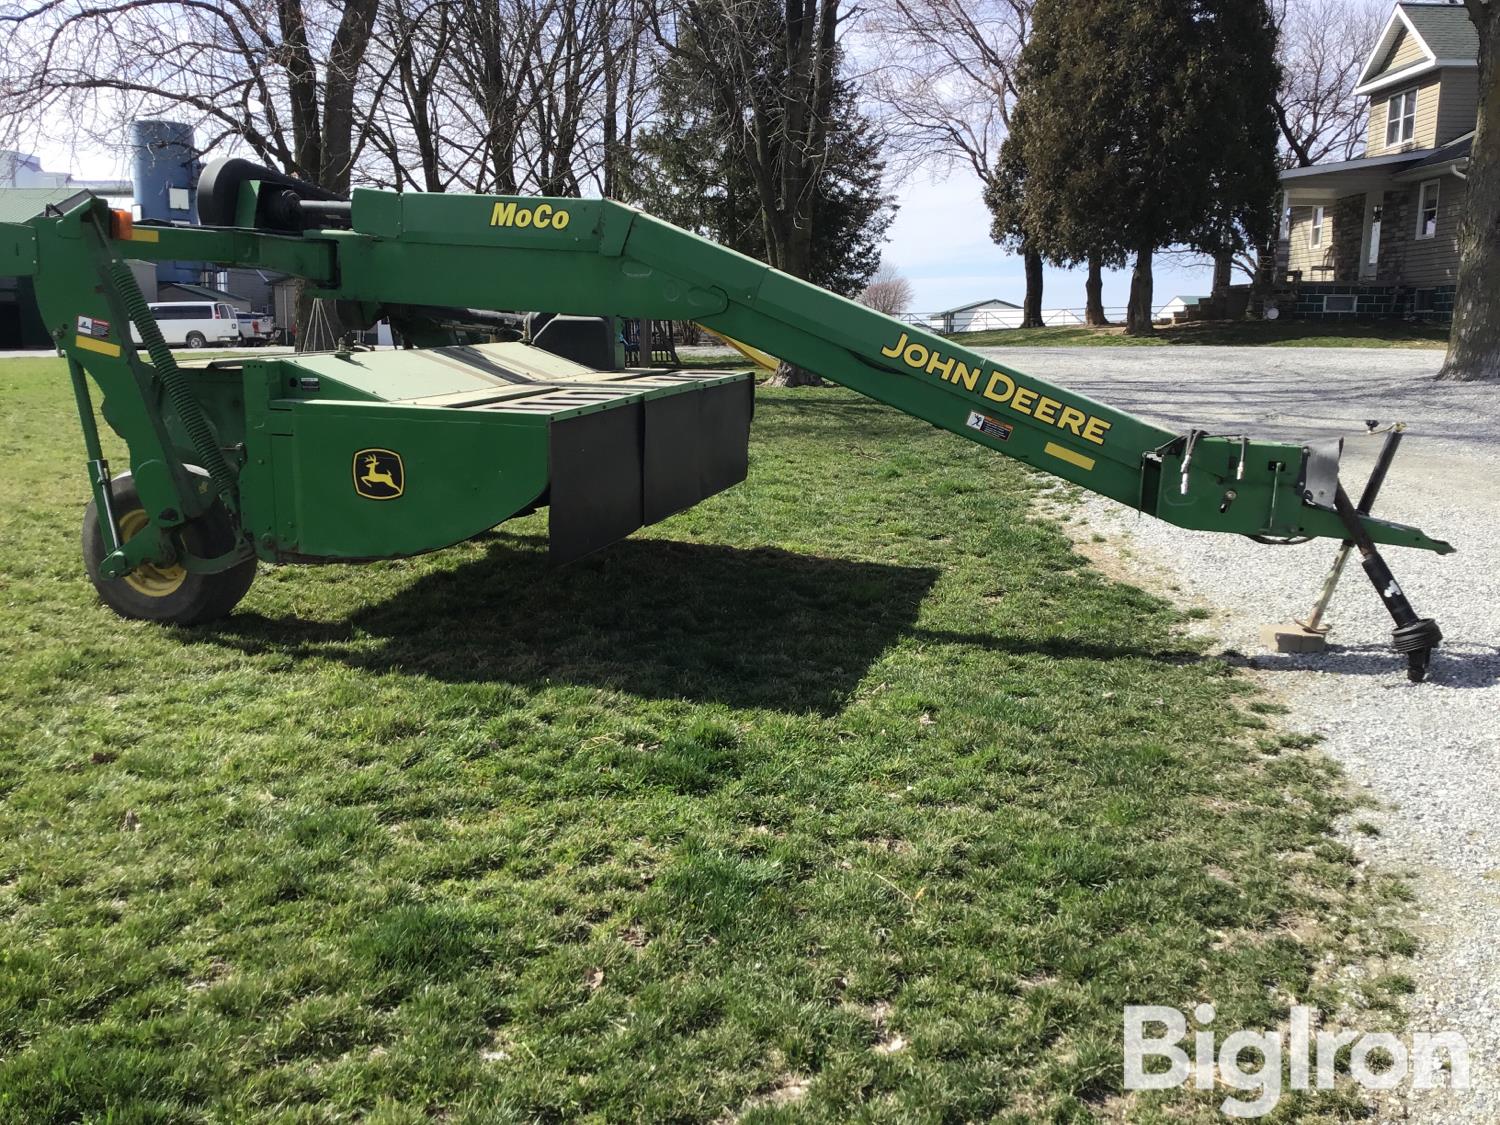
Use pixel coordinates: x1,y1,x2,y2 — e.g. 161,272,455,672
1277,2,1477,319
1155,295,1211,323
932,298,1023,334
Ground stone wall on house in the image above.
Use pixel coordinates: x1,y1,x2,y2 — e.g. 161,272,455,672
1282,282,1455,321
1377,188,1414,284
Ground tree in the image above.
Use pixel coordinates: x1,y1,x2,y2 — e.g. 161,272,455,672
859,262,914,315
996,0,1282,335
1440,0,1500,382
2,0,381,194
1272,0,1384,169
648,0,879,384
631,65,893,298
865,0,1045,322
985,113,1113,326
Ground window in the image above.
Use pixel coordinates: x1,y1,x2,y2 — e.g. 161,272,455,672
1310,206,1325,248
1415,288,1435,312
1386,89,1417,147
1416,180,1440,239
1324,295,1357,313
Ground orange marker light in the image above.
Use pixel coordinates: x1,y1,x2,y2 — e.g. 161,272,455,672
109,208,134,241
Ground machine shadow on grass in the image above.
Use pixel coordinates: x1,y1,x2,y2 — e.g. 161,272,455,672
206,535,943,714
203,534,1209,712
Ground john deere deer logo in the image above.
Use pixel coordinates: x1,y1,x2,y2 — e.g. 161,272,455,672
353,449,404,500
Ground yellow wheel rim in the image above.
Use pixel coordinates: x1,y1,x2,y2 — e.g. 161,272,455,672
117,509,187,597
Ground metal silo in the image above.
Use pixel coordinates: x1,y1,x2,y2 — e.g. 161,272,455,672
129,120,200,284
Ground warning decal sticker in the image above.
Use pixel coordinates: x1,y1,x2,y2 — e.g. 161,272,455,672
76,315,111,340
965,411,1013,442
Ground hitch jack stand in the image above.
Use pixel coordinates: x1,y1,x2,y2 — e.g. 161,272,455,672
1298,425,1404,637
1263,425,1441,681
1330,484,1442,682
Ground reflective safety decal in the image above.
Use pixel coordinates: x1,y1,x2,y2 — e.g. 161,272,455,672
1043,441,1096,472
75,334,121,357
354,448,404,499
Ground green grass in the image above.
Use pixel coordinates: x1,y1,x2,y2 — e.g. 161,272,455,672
950,320,1451,349
0,358,1410,1122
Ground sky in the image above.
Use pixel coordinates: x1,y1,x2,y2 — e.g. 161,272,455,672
880,172,1216,318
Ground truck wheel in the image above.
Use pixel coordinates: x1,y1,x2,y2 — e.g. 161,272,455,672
82,471,257,625
185,331,207,348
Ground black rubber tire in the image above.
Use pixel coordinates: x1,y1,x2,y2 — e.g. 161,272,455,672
82,470,257,625
185,331,207,349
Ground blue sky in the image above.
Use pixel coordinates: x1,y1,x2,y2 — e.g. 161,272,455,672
883,167,1215,319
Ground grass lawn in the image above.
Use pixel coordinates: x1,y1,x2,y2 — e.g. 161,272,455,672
0,358,1413,1123
950,320,1451,350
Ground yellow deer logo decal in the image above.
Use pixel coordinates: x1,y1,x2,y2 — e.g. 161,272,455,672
353,449,404,500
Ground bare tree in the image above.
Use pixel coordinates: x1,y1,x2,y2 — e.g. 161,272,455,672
864,0,1053,324
377,0,654,198
2,0,381,194
858,261,914,315
1272,0,1385,168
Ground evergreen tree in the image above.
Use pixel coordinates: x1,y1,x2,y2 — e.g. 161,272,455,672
993,0,1281,334
630,67,893,299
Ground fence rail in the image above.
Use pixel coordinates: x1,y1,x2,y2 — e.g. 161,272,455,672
907,306,1139,334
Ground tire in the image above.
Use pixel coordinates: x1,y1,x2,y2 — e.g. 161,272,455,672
185,331,207,349
82,470,257,625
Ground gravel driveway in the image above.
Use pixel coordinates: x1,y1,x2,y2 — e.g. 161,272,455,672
976,345,1497,1123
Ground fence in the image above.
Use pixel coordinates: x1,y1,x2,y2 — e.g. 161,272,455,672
912,307,1134,334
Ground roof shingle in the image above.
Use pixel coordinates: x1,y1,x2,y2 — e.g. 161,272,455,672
1397,3,1479,60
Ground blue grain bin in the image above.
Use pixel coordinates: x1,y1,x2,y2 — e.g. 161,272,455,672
130,120,200,284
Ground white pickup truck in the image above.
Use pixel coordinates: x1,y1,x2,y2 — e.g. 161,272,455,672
235,310,277,345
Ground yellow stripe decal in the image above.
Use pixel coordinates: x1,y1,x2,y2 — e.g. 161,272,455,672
1043,441,1095,471
75,334,122,357
126,228,160,243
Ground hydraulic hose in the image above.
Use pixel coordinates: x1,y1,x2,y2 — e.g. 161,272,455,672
106,258,239,511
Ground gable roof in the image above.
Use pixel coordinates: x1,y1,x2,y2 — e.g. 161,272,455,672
1400,2,1479,57
933,297,1021,315
1356,3,1478,94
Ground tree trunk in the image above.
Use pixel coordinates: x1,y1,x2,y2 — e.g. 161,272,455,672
1212,249,1234,301
1126,246,1155,336
767,361,823,387
1022,245,1044,328
1440,7,1500,381
1084,253,1108,325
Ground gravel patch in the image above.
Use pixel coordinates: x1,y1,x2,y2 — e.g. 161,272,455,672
977,346,1499,1123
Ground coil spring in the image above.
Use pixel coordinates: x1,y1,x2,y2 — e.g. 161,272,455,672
108,259,238,509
